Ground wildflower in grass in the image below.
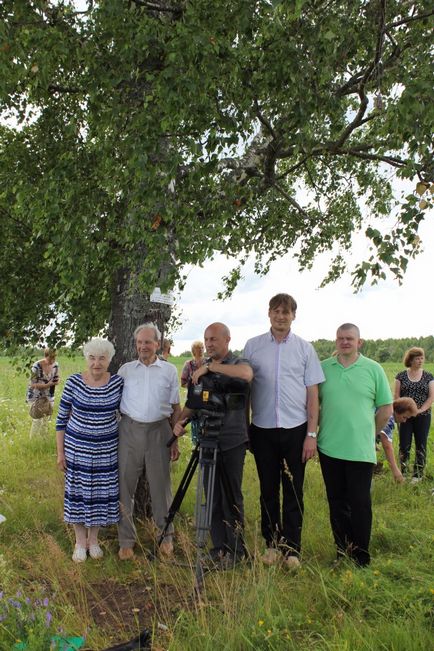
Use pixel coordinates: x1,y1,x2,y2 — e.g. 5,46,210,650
0,590,56,651
258,620,264,626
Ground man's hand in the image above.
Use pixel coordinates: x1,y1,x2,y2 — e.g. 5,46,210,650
302,436,317,463
191,364,208,385
170,440,180,462
173,417,189,438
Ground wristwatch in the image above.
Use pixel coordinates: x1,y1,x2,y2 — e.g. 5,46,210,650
307,431,317,439
205,361,212,371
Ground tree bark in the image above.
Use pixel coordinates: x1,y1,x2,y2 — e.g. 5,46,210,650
108,267,172,371
108,266,173,520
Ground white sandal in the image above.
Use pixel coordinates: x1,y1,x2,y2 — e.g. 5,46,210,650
72,545,87,563
89,544,104,559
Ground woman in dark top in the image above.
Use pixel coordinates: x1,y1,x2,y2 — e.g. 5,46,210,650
394,347,434,482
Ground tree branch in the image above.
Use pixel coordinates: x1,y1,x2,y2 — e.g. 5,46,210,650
335,149,407,168
130,0,184,16
0,206,32,236
47,84,81,94
272,182,309,219
386,10,434,29
253,97,277,140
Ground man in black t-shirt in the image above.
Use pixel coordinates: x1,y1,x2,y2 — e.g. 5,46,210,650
173,322,253,562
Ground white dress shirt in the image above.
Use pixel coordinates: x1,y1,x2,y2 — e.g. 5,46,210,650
243,330,325,429
118,358,180,423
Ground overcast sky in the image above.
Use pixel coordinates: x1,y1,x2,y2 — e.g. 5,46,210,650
170,218,433,355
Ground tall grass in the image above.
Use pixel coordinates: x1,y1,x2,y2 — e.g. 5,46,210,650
0,357,433,650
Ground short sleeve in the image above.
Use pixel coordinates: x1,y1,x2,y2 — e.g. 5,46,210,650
56,376,75,430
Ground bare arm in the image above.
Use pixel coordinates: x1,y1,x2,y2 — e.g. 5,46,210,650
169,403,183,460
417,381,434,414
302,384,319,463
170,402,182,428
56,430,66,471
380,433,404,483
393,379,401,400
375,404,393,435
192,360,253,384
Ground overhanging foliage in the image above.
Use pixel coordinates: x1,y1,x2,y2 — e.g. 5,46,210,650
0,0,432,346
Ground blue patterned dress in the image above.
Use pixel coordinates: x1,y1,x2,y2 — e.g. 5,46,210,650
56,373,124,527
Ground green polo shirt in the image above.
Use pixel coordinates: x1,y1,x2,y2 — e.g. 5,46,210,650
318,354,392,463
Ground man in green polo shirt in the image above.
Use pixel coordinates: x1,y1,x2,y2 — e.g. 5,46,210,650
318,323,392,566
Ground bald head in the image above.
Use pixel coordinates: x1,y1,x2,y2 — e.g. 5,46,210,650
204,322,231,361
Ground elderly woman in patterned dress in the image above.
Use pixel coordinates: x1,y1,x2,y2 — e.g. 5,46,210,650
56,338,123,562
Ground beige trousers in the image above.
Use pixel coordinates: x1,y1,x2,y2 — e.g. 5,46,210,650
117,414,174,548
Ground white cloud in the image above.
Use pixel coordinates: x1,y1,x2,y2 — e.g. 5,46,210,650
172,219,434,354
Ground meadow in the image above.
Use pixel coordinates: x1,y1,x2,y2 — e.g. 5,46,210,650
0,356,433,650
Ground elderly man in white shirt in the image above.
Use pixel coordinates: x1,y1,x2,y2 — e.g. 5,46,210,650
117,323,181,560
244,294,324,569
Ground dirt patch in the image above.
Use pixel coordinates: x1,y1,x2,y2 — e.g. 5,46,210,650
86,579,157,632
84,574,191,648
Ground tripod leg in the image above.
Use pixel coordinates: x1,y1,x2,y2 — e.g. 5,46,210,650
157,445,199,548
194,440,218,592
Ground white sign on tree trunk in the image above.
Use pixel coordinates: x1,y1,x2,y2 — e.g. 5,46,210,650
150,287,174,305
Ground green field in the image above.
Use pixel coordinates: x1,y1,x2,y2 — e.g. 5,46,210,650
0,356,433,650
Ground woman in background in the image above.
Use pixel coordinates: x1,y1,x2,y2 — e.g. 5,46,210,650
180,340,205,445
181,340,205,387
377,397,418,483
26,347,59,437
394,347,434,482
56,338,123,562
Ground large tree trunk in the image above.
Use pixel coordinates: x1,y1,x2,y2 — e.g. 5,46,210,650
108,266,173,520
108,267,172,371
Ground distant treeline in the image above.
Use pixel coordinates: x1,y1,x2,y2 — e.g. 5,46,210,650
188,336,434,363
4,336,434,365
311,336,434,362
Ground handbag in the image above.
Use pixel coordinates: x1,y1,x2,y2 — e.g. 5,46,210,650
29,396,53,419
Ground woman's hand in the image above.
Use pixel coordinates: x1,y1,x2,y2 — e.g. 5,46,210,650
57,454,67,471
393,469,405,484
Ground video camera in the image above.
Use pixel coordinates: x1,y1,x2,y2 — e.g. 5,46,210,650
187,369,249,412
186,367,249,439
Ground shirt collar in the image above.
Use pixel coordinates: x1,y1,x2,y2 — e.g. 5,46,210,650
218,351,235,364
334,353,363,368
133,356,162,368
269,328,292,343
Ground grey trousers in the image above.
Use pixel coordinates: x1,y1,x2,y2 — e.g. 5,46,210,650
118,414,174,548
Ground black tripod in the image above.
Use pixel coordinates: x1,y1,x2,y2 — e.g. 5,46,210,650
159,411,246,592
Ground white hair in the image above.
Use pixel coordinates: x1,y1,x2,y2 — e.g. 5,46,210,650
83,337,115,361
133,322,161,342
